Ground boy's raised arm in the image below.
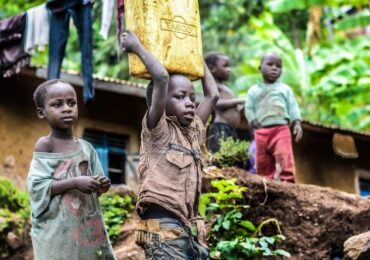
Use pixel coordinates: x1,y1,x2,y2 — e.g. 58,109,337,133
121,31,169,129
196,63,219,124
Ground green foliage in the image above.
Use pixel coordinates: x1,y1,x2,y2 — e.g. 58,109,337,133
334,10,370,30
0,177,30,257
0,0,43,19
200,179,290,259
211,137,249,168
306,36,370,129
0,177,29,212
267,0,368,13
99,193,135,243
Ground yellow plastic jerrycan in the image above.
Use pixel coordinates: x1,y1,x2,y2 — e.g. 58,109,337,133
124,0,204,80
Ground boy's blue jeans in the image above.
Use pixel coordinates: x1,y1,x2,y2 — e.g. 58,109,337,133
136,218,209,260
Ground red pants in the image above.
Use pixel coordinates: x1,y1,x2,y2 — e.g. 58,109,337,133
255,125,296,183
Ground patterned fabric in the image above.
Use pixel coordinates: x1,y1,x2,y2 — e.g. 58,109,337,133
137,112,206,229
0,13,30,77
245,81,301,127
255,125,295,183
28,139,115,260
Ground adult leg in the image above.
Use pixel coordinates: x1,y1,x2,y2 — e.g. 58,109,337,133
47,10,70,79
70,2,94,103
271,126,296,183
255,129,276,179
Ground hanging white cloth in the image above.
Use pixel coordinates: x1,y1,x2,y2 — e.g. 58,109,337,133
24,4,50,54
99,0,115,40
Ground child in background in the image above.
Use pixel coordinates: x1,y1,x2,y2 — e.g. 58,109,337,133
245,52,302,183
205,52,245,153
248,135,257,174
122,30,219,259
28,79,115,259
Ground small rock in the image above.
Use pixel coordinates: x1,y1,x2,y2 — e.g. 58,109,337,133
110,184,136,198
3,155,15,168
343,231,370,260
6,232,22,250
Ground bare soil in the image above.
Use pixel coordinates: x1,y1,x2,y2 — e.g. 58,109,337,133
202,167,370,259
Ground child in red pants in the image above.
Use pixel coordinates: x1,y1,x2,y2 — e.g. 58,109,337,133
245,52,303,183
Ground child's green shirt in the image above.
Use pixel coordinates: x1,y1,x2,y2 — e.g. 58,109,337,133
27,139,115,260
244,81,301,127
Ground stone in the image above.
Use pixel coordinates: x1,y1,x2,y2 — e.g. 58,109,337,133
6,231,22,250
110,184,136,198
344,231,370,260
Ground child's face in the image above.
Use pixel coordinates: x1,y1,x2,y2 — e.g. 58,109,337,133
212,55,231,82
165,75,196,127
38,83,78,130
260,54,282,83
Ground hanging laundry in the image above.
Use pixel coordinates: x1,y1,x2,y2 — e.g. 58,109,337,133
100,0,115,40
24,4,50,54
0,13,30,78
46,0,94,13
47,0,95,103
116,0,124,45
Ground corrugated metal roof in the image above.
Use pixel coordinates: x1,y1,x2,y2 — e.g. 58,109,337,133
21,66,370,138
21,66,147,98
30,65,147,88
303,120,370,139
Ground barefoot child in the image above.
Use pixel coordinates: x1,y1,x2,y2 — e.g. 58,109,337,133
205,52,245,153
28,79,116,259
245,52,303,183
122,30,219,259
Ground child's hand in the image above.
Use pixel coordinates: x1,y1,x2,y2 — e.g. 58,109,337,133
293,121,303,142
95,176,111,194
74,176,100,193
121,30,141,53
251,119,262,130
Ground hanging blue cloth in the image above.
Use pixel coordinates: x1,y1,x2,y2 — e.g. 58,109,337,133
95,147,109,177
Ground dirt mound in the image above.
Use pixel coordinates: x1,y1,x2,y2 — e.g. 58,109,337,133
113,214,145,260
203,167,370,259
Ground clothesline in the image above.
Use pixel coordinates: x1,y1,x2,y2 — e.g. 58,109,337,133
0,0,123,76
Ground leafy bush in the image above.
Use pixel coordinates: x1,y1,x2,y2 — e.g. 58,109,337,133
99,193,135,243
199,179,290,259
211,137,250,168
0,177,30,257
